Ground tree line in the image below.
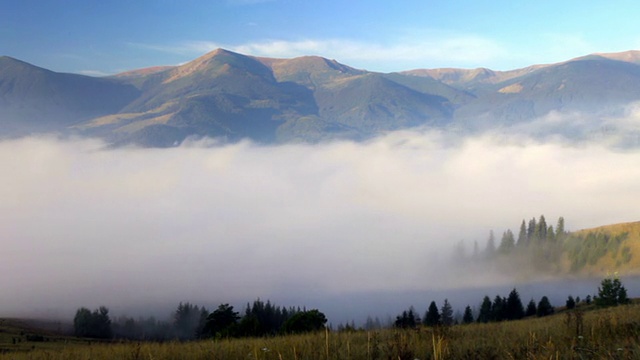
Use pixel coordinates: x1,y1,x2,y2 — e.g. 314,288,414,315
391,275,630,330
74,299,327,341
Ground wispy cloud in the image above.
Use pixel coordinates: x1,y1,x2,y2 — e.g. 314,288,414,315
130,34,509,71
77,69,112,77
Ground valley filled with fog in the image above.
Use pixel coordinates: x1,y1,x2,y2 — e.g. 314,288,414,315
2,108,640,324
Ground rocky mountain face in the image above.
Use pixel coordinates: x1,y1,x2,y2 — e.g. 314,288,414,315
3,49,640,147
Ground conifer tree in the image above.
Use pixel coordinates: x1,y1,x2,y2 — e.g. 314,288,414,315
440,299,454,326
499,229,515,254
537,215,547,242
517,220,527,247
525,299,537,317
596,276,629,307
556,216,566,239
424,301,440,327
491,295,505,322
527,218,537,241
505,288,525,320
536,296,554,317
485,230,496,257
462,306,474,324
477,296,492,323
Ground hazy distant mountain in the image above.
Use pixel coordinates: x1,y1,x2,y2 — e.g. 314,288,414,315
0,56,139,137
3,49,640,146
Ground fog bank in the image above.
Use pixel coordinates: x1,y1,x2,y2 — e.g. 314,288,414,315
1,129,639,321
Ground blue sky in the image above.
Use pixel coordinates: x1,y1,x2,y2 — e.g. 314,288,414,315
2,0,640,75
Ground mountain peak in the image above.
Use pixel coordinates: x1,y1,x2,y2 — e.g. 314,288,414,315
162,48,272,84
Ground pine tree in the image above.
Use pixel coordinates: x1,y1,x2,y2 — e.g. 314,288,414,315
596,276,630,307
536,215,547,242
440,299,453,326
424,301,440,327
505,288,525,320
499,229,515,254
491,295,505,322
485,230,496,257
527,218,537,242
556,216,566,239
517,220,527,247
536,296,554,317
525,299,537,317
462,306,474,324
477,296,492,323
566,295,576,309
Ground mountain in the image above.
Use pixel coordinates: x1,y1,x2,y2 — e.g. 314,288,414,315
3,49,640,146
0,56,140,137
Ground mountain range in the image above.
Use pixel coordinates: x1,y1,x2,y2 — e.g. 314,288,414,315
2,49,640,147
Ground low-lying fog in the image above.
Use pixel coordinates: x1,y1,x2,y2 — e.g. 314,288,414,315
2,109,640,324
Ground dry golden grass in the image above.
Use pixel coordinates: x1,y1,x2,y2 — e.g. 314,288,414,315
3,303,640,359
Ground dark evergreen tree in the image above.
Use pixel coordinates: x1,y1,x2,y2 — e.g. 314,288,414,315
202,304,240,338
505,288,525,320
525,299,537,317
440,299,454,326
281,309,327,334
499,229,516,254
566,296,576,310
462,306,474,324
424,301,440,327
73,306,112,339
477,296,492,323
395,307,419,328
596,276,629,307
491,295,506,322
585,295,592,305
536,296,554,317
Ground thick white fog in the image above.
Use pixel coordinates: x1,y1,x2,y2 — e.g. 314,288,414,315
1,122,640,322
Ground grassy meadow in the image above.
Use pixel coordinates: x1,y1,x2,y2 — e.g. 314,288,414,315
2,303,640,360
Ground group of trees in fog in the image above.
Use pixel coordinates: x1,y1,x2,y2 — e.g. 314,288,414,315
460,215,632,274
75,299,327,341
392,275,630,330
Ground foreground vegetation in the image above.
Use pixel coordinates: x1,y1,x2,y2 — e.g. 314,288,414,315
3,302,640,359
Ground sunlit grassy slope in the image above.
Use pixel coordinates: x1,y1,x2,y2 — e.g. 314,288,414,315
566,221,640,276
2,303,640,359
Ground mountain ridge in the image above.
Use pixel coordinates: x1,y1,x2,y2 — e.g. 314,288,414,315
3,48,640,146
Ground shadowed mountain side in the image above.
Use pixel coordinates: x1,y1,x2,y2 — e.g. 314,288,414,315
452,57,640,126
0,56,140,136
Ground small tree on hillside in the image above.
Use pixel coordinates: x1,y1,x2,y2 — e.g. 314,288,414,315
462,306,474,324
424,301,440,327
525,299,537,317
202,304,239,338
537,296,554,317
595,276,629,307
440,299,454,326
505,288,525,320
477,296,492,323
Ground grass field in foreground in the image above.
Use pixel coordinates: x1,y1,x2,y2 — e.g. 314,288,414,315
2,304,640,359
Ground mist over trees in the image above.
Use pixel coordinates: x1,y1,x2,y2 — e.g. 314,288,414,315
454,215,635,277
